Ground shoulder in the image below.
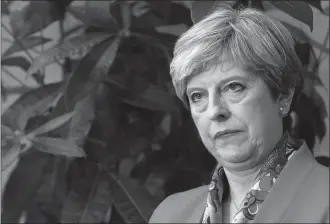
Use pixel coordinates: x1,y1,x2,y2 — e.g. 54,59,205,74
308,162,329,194
292,161,329,222
295,150,329,201
149,185,208,223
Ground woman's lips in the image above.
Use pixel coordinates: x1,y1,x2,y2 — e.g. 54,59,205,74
213,130,242,139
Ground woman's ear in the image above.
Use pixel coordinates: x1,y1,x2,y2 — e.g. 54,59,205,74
277,88,295,116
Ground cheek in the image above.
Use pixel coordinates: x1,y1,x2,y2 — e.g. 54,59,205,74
234,87,280,146
191,113,212,143
191,113,206,134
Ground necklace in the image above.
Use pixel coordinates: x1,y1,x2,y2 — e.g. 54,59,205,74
229,193,240,211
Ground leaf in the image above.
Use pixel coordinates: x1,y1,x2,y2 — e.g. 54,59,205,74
50,93,95,145
251,0,264,10
119,137,150,157
161,114,172,134
62,25,85,39
131,11,167,29
109,1,125,27
1,124,16,158
68,1,118,30
315,156,329,167
67,6,92,26
85,1,119,28
1,141,21,172
27,33,112,76
61,168,113,223
295,43,311,65
1,83,8,101
2,36,52,58
130,1,178,29
119,158,137,177
148,1,171,20
89,36,121,81
293,92,327,149
27,112,75,138
320,1,330,16
305,71,324,88
2,82,62,132
131,1,150,18
25,185,59,222
132,30,177,50
1,150,53,223
80,83,120,162
281,22,329,53
144,171,166,200
50,36,118,118
2,124,15,141
31,137,86,157
1,56,31,71
25,156,71,223
107,173,160,223
9,1,68,39
167,2,193,26
104,73,180,113
308,0,325,13
17,87,62,133
269,1,314,32
68,95,95,146
190,0,239,24
121,3,131,31
131,1,192,29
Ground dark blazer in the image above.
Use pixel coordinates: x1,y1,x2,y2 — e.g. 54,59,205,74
149,141,329,223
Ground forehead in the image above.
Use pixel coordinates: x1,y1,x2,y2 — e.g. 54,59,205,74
186,62,253,89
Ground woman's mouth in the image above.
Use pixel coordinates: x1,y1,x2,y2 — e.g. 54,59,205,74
213,130,242,139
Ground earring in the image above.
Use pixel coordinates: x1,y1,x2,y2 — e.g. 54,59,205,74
279,107,287,117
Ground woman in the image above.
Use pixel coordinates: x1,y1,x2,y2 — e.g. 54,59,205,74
149,7,329,223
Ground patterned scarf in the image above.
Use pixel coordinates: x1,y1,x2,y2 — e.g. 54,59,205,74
201,132,301,223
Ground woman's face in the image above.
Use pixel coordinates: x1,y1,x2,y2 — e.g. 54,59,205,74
186,62,292,171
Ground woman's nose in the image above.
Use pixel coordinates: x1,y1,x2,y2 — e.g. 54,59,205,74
206,96,231,121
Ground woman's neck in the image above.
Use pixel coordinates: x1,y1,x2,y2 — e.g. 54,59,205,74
223,166,261,206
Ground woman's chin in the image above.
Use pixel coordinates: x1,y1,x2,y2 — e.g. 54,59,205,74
214,145,256,166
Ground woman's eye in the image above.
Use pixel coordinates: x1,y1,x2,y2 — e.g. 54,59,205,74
227,82,245,92
190,92,204,103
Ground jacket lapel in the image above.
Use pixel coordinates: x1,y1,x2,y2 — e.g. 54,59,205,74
252,142,316,223
179,186,209,223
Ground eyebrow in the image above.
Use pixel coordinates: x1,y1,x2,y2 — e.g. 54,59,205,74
186,74,249,95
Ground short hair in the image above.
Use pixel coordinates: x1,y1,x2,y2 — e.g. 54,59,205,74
170,6,304,111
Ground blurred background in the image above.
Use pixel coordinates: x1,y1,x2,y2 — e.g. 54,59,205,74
1,1,329,223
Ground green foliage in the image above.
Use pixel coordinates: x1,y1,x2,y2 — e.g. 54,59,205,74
1,0,328,223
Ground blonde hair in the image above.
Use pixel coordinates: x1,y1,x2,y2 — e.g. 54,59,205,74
170,7,304,109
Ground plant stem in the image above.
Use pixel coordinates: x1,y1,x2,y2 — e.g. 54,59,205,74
1,22,34,61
